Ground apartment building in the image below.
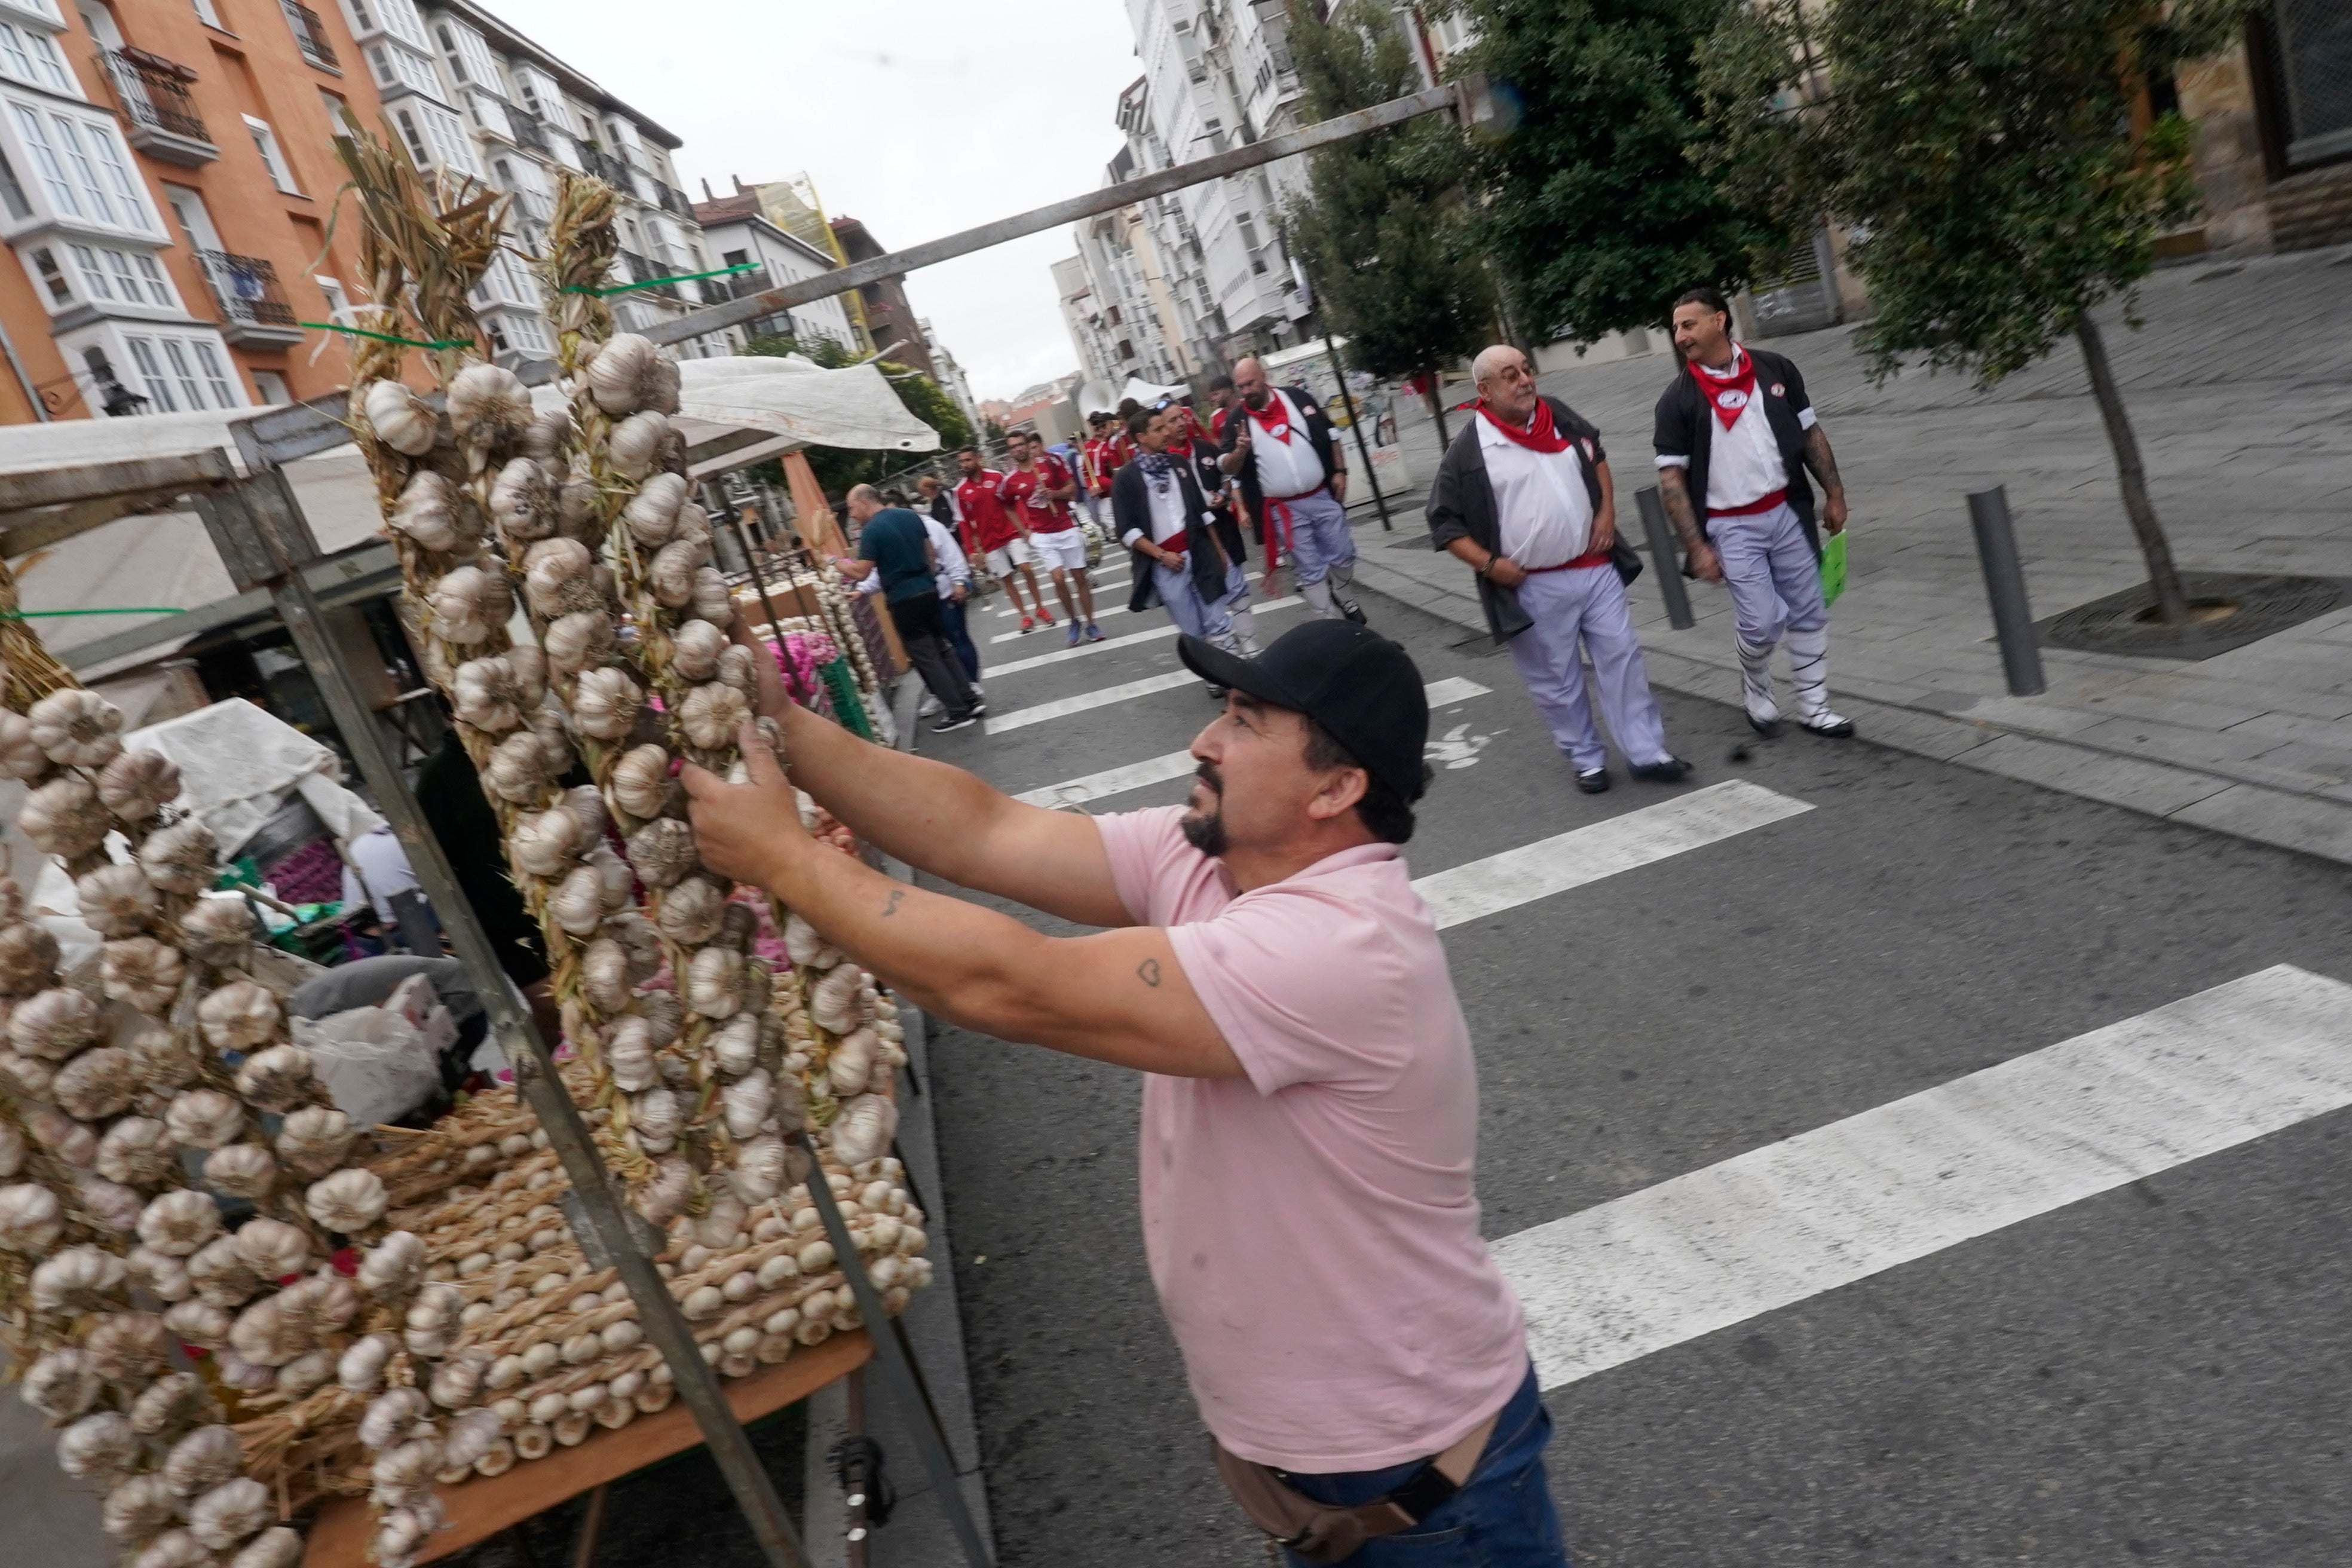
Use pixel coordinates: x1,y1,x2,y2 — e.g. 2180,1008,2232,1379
827,213,935,379
0,0,388,420
688,184,856,356
1058,192,1192,390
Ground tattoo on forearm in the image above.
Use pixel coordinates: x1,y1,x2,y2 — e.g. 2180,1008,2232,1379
1136,958,1162,988
881,889,904,918
1658,467,1707,550
1802,427,1842,492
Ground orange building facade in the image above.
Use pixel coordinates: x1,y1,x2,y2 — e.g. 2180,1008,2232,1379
0,0,386,422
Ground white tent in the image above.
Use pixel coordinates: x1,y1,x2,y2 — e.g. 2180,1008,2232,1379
1074,375,1188,415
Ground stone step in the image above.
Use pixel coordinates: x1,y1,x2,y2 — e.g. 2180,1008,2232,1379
2267,164,2352,252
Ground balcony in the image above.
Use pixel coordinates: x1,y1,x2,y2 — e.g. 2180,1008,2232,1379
653,179,693,219
507,106,549,155
617,249,676,302
195,250,305,347
101,49,218,167
576,146,638,199
280,0,338,70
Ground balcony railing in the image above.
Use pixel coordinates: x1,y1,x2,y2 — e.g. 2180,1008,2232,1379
617,249,676,301
280,0,338,69
507,106,548,154
101,48,210,145
653,179,692,219
195,250,303,345
576,145,638,198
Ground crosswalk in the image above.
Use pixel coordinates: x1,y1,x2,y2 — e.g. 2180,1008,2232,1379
987,599,1303,678
988,671,1491,737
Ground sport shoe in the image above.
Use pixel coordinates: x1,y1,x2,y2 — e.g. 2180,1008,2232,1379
1630,757,1693,783
1085,623,1104,642
1799,712,1856,739
930,712,979,733
1064,624,1082,647
967,697,988,716
918,695,943,718
1019,615,1034,633
1037,612,1056,627
1339,598,1367,625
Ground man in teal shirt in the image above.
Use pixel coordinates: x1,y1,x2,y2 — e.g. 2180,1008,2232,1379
837,484,985,733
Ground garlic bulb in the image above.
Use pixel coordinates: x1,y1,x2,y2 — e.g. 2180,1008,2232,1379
20,773,110,858
29,1105,96,1164
679,680,752,751
734,1135,792,1202
547,863,604,937
229,1527,303,1568
622,471,688,550
227,1294,308,1367
426,564,514,647
178,895,256,964
189,1477,272,1551
0,710,50,780
198,978,280,1051
163,1424,241,1495
509,803,589,879
428,1353,483,1408
442,1406,503,1469
831,1092,899,1168
544,608,615,675
28,688,124,768
137,1188,223,1257
161,1297,232,1348
508,641,549,708
363,378,437,457
810,961,865,1034
490,455,557,545
586,333,680,415
649,535,709,610
360,1386,431,1450
185,1236,258,1309
692,566,735,624
204,1143,278,1200
663,619,727,686
710,1012,762,1077
305,1167,389,1233
0,1054,51,1105
783,912,837,970
85,1310,169,1380
132,1532,211,1568
0,1119,19,1180
571,665,644,742
686,945,744,1019
59,1411,139,1478
449,361,532,451
94,1120,169,1192
611,742,675,822
522,535,598,618
278,1104,357,1178
128,1371,207,1434
10,985,100,1059
524,403,574,461
20,1348,102,1419
103,1472,180,1543
234,1217,310,1281
0,918,60,994
635,1153,694,1224
234,1043,315,1113
389,468,467,553
607,410,671,480
626,816,699,888
604,1019,658,1093
484,728,553,804
357,1230,428,1298
828,1027,878,1097
76,863,158,938
716,642,760,693
721,1070,774,1140
102,935,185,1015
53,1043,137,1119
338,1333,395,1393
655,875,726,946
81,1175,144,1233
629,1085,682,1148
580,937,633,1012
166,1088,245,1149
452,654,525,734
95,748,181,823
139,817,219,895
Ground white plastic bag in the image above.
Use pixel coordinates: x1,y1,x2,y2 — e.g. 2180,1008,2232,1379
292,1005,440,1128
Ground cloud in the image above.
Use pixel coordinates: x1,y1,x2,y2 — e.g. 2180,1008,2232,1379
483,0,1138,399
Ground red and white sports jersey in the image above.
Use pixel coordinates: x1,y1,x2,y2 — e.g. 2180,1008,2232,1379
998,454,1076,532
954,470,1021,553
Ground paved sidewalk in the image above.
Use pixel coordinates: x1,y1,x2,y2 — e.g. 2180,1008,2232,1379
1346,243,2352,866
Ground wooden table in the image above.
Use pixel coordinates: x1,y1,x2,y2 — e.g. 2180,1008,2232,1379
302,1330,873,1565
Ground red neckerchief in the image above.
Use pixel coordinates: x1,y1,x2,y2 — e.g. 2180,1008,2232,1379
1475,397,1569,454
1689,345,1758,432
1241,392,1292,444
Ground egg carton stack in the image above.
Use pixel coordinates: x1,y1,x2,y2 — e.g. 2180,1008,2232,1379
0,681,483,1568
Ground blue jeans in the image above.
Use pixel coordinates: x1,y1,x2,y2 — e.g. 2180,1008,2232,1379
1278,1368,1570,1567
938,592,980,681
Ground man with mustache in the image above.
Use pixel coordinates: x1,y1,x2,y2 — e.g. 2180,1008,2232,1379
683,619,1569,1566
1220,356,1364,623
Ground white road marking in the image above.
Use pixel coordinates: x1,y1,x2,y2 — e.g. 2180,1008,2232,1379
984,671,1205,733
1414,780,1814,929
1493,964,2352,1391
988,571,1132,615
993,603,1138,639
1009,676,1494,804
988,599,1303,678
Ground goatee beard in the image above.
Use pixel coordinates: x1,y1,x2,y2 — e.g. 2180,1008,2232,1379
1181,806,1227,857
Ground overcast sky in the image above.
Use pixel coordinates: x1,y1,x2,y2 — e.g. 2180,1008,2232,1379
486,0,1141,401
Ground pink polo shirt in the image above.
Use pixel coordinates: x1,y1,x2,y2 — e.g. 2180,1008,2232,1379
1097,806,1529,1472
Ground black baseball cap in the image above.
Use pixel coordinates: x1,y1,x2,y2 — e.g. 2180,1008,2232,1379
1178,622,1429,801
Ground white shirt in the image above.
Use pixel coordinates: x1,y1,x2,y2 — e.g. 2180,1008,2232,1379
1119,460,1197,550
1478,414,1594,570
340,825,419,923
1242,390,1327,500
1690,347,1787,512
921,515,971,589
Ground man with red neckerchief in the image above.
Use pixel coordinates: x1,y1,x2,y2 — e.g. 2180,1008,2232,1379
1652,284,1854,740
999,430,1104,646
1218,357,1361,623
954,445,1052,634
1427,345,1689,794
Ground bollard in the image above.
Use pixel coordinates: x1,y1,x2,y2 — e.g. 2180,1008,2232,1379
1635,486,1695,629
1967,485,2045,696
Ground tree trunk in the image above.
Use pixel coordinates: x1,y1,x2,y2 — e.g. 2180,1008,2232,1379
1425,374,1450,446
2076,313,2188,623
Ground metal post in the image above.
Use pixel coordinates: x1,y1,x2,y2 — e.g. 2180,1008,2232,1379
1634,486,1695,630
1321,330,1391,531
793,1129,992,1566
1967,484,2045,696
227,471,814,1568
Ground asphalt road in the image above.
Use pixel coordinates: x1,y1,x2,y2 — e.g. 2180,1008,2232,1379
907,542,2352,1568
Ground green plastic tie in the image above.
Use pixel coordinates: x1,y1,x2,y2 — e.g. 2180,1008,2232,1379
299,321,476,350
563,260,761,297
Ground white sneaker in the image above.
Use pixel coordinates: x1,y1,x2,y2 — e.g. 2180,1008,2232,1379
919,695,943,718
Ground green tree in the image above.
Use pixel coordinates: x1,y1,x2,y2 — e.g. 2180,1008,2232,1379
740,333,972,493
1284,1,1493,439
1461,0,1788,344
1700,0,2249,622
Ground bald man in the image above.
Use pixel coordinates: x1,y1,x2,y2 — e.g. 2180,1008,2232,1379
1426,346,1688,792
1218,356,1363,623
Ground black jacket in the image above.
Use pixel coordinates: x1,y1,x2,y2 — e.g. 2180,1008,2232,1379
1186,436,1247,566
1218,384,1340,521
1425,396,1612,644
1651,347,1820,558
1111,456,1230,615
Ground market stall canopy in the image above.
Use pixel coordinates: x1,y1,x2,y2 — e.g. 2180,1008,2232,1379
1076,376,1188,415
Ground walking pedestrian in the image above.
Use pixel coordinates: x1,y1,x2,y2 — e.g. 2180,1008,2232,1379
1430,345,1690,793
684,617,1569,1568
1174,401,1268,653
1205,372,1238,440
954,446,1052,633
1001,428,1104,646
1652,285,1855,738
1080,409,1119,525
920,492,982,687
1114,405,1259,693
1220,355,1364,623
834,484,984,733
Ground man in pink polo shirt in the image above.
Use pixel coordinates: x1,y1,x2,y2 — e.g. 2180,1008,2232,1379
684,620,1567,1566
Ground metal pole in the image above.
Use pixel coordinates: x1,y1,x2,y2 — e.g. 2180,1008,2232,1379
1967,484,2045,696
1321,330,1391,532
1634,486,1695,630
792,1130,992,1566
231,472,814,1568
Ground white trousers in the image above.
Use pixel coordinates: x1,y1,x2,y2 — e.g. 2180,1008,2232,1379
1152,558,1253,655
1711,501,1832,720
1506,564,1674,771
1273,489,1355,591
